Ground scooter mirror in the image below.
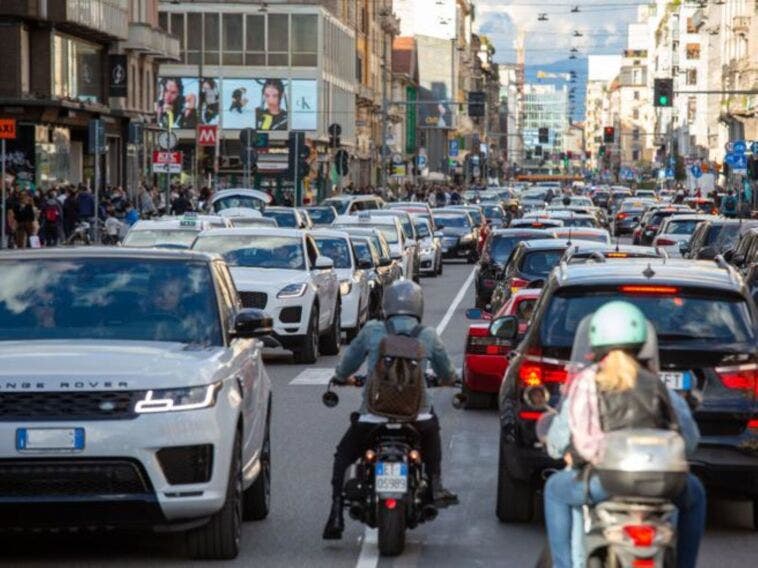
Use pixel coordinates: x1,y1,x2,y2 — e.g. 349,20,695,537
451,393,467,409
322,391,339,408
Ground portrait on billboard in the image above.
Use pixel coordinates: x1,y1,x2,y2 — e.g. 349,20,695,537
156,77,199,129
291,80,318,131
200,77,220,125
255,78,289,131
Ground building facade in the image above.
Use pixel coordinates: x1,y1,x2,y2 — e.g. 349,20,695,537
523,84,569,171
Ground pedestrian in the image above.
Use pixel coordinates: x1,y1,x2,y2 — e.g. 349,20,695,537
124,200,140,226
41,190,63,246
137,185,157,219
720,189,737,218
172,190,193,215
13,191,36,248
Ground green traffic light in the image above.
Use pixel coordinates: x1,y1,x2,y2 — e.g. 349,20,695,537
659,96,668,105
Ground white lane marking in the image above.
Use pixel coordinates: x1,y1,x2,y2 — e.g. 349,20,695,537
436,269,476,336
289,368,334,385
355,529,378,568
354,270,474,568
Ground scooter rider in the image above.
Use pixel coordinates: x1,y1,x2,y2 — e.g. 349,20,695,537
541,301,706,568
323,280,459,540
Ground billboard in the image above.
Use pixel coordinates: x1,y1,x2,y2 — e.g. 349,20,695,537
222,78,289,131
156,77,200,129
291,80,317,131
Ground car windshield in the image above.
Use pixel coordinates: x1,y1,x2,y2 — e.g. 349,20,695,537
540,290,754,347
262,210,297,228
308,208,336,225
712,224,745,248
664,219,700,235
489,235,540,265
193,235,305,269
352,241,373,265
467,210,483,225
0,259,221,345
434,216,468,229
231,218,276,228
213,195,265,212
482,206,504,219
314,237,351,269
321,199,348,214
123,229,198,249
520,250,565,276
561,217,596,228
414,220,431,238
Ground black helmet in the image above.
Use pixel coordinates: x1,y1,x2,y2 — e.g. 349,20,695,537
382,280,424,321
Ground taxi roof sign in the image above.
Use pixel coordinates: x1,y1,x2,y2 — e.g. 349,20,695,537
0,118,16,140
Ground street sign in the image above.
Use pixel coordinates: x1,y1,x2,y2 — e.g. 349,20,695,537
197,125,218,147
449,139,459,157
152,151,182,174
690,165,702,178
158,131,177,150
0,118,16,139
733,153,748,174
88,119,105,154
665,167,674,179
732,140,747,154
751,141,758,155
725,152,737,166
417,154,427,169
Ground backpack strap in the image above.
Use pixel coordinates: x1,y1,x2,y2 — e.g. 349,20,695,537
409,324,424,339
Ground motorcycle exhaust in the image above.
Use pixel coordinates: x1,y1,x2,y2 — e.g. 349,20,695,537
421,505,438,521
348,504,364,521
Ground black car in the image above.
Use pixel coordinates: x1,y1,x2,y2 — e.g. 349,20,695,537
684,219,758,260
488,239,573,312
611,199,648,236
475,229,555,309
432,212,479,263
494,259,757,523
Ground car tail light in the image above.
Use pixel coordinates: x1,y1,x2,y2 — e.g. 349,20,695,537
510,277,528,294
632,559,655,568
716,363,757,396
747,419,758,430
518,356,568,386
655,238,677,246
623,524,656,547
518,411,543,421
619,285,680,295
384,498,398,510
616,212,628,220
466,326,511,355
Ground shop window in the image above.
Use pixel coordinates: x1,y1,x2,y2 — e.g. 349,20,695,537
53,34,103,103
245,15,265,65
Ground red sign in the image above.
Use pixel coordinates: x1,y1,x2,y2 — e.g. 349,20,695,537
152,151,182,173
0,118,16,140
197,124,218,147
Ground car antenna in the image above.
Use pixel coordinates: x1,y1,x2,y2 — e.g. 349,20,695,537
566,226,572,246
614,234,620,252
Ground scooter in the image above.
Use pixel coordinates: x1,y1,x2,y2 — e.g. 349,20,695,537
322,374,465,557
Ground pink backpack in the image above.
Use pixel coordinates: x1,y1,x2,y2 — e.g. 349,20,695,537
567,365,605,464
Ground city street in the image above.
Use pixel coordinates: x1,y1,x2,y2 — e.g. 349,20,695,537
4,261,755,567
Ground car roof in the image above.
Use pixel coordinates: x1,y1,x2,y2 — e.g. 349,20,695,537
432,211,468,218
324,194,382,203
519,239,574,251
264,206,298,214
490,228,554,237
197,227,304,238
334,214,400,226
131,219,207,231
512,288,543,300
211,188,272,204
552,258,744,292
217,207,263,218
309,228,352,240
0,246,217,262
664,214,717,222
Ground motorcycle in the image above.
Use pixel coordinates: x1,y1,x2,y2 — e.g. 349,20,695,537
322,374,465,557
66,221,91,245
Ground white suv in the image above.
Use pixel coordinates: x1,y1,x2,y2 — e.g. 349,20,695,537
0,248,272,559
192,227,341,363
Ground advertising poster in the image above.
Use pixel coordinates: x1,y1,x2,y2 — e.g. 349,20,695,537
254,78,289,131
199,77,221,125
291,80,318,131
156,77,200,129
221,78,290,131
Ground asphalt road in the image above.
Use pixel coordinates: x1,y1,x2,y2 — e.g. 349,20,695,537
5,260,756,566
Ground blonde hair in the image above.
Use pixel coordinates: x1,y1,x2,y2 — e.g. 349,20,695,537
595,349,639,392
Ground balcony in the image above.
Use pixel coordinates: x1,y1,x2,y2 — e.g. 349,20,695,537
49,0,129,41
123,23,180,61
733,16,750,36
380,12,401,35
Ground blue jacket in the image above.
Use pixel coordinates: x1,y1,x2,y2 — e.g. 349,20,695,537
77,191,95,218
334,315,457,415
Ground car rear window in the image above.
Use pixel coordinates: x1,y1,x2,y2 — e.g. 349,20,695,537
308,208,336,224
539,289,754,348
321,199,348,214
664,219,700,235
262,210,297,227
488,234,543,265
519,250,565,276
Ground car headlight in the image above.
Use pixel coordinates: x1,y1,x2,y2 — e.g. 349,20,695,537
277,282,308,298
135,382,222,414
339,279,352,296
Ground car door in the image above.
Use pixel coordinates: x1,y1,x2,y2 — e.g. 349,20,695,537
306,235,336,331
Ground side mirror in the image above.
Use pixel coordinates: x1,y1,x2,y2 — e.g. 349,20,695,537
696,245,715,260
678,242,690,256
489,315,519,341
732,254,746,267
722,249,734,262
231,308,273,339
314,255,334,269
357,259,373,270
465,308,492,320
379,257,392,267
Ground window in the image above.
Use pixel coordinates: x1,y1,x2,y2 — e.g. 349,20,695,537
632,128,640,140
53,34,103,103
686,17,696,34
632,149,640,161
632,68,642,84
268,14,289,66
291,14,317,66
633,109,639,119
245,15,265,65
223,13,243,65
686,43,700,60
170,13,185,62
686,69,697,86
687,96,696,123
204,14,220,65
186,13,202,65
634,90,639,100
158,12,168,32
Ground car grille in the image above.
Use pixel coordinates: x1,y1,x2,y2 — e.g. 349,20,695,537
240,291,268,309
0,459,152,497
0,391,144,421
280,306,302,323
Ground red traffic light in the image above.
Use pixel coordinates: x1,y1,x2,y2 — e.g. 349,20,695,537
603,126,615,143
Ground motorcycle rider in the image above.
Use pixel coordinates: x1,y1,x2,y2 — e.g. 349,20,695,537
322,280,459,540
540,301,706,568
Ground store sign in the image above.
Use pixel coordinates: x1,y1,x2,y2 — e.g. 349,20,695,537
152,150,182,174
108,54,128,98
0,119,16,139
197,125,218,147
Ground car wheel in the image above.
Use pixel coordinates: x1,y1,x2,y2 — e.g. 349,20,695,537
294,305,319,364
186,430,243,559
496,434,534,523
243,408,271,521
319,301,341,355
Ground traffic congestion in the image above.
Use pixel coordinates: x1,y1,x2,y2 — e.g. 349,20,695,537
0,180,755,567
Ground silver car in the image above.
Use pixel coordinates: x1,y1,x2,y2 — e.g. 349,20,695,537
0,248,272,559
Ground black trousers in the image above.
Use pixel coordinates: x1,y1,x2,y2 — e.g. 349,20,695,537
330,412,441,499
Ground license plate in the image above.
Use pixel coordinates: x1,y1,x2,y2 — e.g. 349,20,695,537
659,371,692,391
16,428,85,451
375,462,408,493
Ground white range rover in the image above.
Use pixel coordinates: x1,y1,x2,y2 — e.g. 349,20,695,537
192,227,341,363
0,248,272,559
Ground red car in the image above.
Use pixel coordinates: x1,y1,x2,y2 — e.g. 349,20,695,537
462,289,542,409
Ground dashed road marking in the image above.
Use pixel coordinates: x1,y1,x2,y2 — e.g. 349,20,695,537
289,368,334,385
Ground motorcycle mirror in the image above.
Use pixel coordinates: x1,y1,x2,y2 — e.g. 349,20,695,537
522,385,551,411
322,390,339,408
451,392,467,409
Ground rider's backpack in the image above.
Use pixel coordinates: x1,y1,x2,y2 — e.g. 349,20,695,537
366,322,427,420
44,206,60,224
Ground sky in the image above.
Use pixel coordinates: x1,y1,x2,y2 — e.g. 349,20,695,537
475,0,648,65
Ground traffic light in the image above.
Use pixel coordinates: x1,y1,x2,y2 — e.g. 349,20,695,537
288,131,308,180
534,145,543,156
599,145,606,156
335,149,349,176
653,78,673,107
328,123,341,148
603,126,615,143
468,91,486,117
538,127,549,144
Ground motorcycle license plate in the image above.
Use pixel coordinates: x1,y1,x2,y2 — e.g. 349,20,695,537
375,462,408,493
659,371,692,391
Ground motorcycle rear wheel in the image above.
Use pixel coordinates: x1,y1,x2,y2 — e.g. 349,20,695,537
377,501,406,557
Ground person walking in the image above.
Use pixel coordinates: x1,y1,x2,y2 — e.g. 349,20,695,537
13,191,36,248
40,190,63,246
